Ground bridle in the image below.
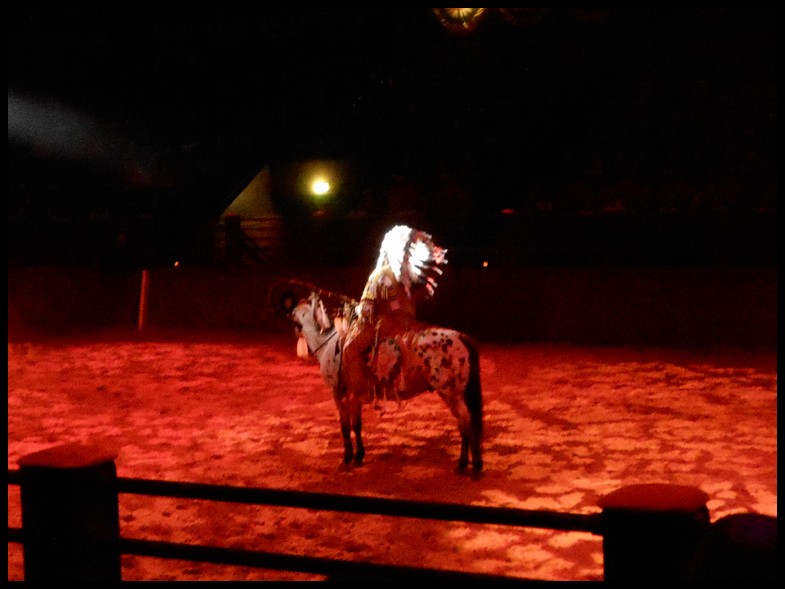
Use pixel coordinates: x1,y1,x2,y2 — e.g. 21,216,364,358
310,329,338,355
298,297,340,356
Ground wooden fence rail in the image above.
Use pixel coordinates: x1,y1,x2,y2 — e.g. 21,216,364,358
116,476,603,533
7,443,729,582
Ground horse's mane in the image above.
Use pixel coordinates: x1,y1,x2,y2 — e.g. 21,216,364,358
269,279,357,320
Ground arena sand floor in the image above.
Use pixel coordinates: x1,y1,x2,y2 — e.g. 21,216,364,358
7,334,777,581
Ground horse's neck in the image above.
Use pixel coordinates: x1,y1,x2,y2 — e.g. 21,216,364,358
303,323,341,388
303,324,338,357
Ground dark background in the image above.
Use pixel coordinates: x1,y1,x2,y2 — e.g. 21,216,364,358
7,7,777,267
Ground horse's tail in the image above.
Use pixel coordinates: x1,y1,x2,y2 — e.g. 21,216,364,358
460,333,483,441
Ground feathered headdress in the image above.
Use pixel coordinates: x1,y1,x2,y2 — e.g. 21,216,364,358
375,225,447,297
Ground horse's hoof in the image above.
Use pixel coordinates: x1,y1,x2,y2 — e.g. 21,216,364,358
339,461,353,472
352,458,365,467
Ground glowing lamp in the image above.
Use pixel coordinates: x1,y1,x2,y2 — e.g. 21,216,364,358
433,8,486,33
311,178,331,197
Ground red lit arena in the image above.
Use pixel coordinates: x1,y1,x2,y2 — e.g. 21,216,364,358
9,6,777,582
7,334,776,581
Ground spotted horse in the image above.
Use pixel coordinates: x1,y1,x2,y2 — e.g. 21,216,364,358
285,288,483,474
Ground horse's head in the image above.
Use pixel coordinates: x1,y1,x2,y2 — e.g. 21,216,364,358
291,292,332,333
291,296,313,332
291,292,346,363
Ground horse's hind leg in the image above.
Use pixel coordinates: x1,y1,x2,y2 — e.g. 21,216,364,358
448,400,481,473
470,433,483,473
457,422,482,474
439,398,473,472
458,428,482,474
457,435,470,472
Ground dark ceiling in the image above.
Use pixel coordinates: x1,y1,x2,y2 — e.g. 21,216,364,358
7,8,777,264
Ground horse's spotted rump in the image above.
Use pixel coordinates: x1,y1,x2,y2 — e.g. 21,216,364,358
412,329,470,391
368,328,470,395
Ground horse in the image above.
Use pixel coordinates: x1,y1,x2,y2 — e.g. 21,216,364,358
291,291,483,474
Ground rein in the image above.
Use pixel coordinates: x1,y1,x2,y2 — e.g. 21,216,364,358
280,279,356,306
309,329,338,355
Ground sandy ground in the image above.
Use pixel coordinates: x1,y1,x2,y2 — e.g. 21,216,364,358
7,333,777,581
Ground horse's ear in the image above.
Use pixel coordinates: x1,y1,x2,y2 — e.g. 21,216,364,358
316,299,331,331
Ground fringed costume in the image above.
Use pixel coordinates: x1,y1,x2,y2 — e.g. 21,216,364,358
341,225,447,404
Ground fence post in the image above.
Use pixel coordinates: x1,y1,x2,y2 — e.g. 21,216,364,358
598,483,710,582
138,268,150,331
18,443,122,582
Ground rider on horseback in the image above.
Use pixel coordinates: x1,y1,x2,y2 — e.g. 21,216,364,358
342,225,447,404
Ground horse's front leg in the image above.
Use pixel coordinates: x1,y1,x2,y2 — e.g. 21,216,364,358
340,423,354,466
352,402,364,465
338,397,354,467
